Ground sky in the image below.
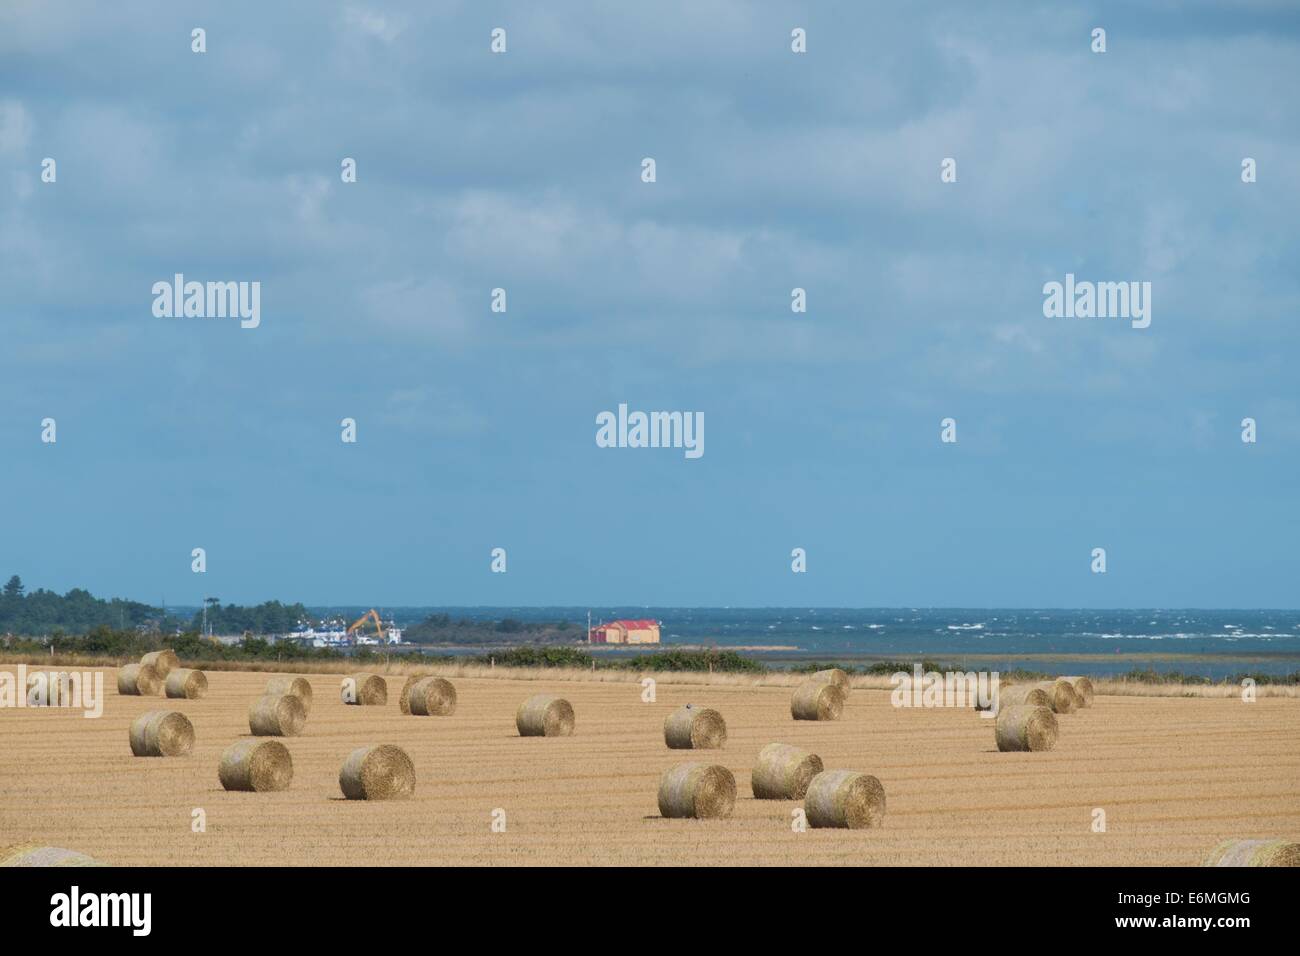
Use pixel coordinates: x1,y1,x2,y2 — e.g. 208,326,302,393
1,1,1298,609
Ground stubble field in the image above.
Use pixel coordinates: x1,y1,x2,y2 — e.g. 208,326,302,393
1,666,1297,866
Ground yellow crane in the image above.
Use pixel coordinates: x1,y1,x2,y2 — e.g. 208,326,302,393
346,609,387,644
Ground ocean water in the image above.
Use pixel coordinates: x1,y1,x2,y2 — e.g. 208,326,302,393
388,607,1300,679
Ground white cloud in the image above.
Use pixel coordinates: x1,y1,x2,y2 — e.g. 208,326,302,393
342,7,405,43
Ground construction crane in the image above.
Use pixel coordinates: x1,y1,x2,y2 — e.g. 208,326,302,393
346,609,387,644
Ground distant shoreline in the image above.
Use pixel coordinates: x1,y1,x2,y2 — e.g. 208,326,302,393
408,642,1300,665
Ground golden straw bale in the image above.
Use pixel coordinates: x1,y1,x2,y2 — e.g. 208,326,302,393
342,674,386,706
129,710,195,757
116,663,160,696
809,668,850,692
1204,839,1300,867
248,694,306,736
265,676,313,715
804,769,886,829
1058,676,1095,707
218,740,294,792
1034,680,1080,714
164,668,208,699
657,763,736,819
409,677,457,717
140,649,179,680
398,676,420,715
995,704,1059,752
791,680,844,720
0,842,105,867
996,684,1053,710
24,671,73,706
663,704,727,749
751,742,824,799
515,694,575,737
338,745,415,800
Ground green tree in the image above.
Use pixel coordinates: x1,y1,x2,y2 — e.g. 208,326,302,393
3,575,23,598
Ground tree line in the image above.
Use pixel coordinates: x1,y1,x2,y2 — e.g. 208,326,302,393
0,575,306,637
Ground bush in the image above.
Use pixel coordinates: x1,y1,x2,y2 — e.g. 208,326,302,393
1228,671,1300,686
860,659,953,676
477,646,594,669
998,667,1055,683
618,650,765,674
1120,668,1213,685
790,661,859,675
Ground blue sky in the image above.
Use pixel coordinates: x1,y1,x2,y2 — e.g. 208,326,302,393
1,1,1298,608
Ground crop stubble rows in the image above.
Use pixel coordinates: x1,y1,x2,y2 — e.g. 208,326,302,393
1,667,1296,865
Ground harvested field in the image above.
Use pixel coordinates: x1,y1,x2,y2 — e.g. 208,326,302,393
0,665,1297,866
5,654,1296,698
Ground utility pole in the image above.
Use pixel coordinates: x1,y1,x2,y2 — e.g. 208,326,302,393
202,596,219,638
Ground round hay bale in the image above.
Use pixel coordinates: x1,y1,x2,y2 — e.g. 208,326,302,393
663,704,727,749
805,769,886,829
338,744,416,800
140,649,179,680
751,742,824,800
164,668,208,700
995,704,1059,752
657,762,736,819
1204,839,1300,867
25,672,72,707
1035,680,1080,714
0,842,105,867
1058,676,1094,707
248,694,306,737
116,662,160,696
409,677,457,717
129,710,195,757
810,668,850,692
791,680,844,721
972,680,1007,712
342,673,386,706
995,684,1053,710
218,739,294,792
516,694,575,737
265,676,312,716
398,675,420,715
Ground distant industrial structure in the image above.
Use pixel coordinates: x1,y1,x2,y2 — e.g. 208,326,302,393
281,610,403,648
588,619,660,645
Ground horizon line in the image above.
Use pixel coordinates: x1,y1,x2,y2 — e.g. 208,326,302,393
151,603,1300,613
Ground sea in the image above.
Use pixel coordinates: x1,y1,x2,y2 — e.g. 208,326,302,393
360,607,1300,680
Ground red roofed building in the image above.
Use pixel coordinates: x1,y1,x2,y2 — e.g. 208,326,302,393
589,619,660,644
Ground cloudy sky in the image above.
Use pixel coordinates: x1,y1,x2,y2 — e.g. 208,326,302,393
1,1,1297,608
